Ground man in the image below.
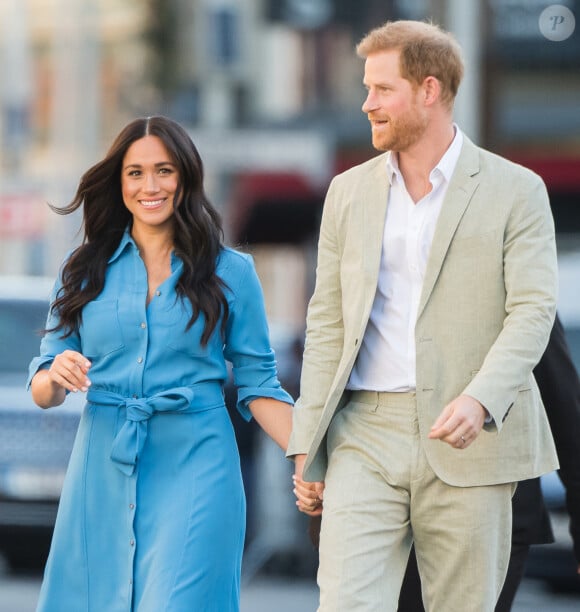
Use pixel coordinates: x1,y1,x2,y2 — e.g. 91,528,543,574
287,20,559,611
397,315,580,611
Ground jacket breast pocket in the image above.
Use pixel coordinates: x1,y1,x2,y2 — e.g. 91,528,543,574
449,230,499,257
80,299,125,357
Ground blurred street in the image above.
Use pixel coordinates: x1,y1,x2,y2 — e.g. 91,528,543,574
1,569,579,611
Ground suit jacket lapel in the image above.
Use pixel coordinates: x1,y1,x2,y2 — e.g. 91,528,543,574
417,137,481,319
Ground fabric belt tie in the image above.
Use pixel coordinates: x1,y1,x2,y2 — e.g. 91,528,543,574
87,383,223,476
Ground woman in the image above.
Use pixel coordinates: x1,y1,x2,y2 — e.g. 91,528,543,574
28,116,294,612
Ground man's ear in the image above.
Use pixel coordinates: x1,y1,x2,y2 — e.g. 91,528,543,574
422,76,441,106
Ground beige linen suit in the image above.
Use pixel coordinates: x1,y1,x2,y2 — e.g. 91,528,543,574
287,136,559,610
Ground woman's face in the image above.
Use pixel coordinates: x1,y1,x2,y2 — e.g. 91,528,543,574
121,135,180,233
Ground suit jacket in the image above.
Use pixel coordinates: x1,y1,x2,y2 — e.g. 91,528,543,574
287,135,559,487
515,314,580,561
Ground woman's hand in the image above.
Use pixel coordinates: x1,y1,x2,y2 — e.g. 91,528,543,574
293,453,325,516
293,474,324,516
48,350,92,393
31,350,92,408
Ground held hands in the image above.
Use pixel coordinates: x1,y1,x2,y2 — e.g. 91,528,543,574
49,350,92,394
293,453,325,516
428,394,487,449
291,395,488,514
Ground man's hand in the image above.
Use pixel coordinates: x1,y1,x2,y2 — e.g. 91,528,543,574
428,394,487,449
293,453,325,516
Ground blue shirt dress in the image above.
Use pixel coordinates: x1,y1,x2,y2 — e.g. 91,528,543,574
28,231,294,612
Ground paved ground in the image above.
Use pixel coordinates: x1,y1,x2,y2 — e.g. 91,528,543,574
241,575,580,612
2,571,579,612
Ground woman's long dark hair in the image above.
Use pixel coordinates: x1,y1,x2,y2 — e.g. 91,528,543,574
49,115,228,345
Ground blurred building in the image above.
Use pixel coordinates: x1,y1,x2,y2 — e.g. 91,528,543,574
0,0,578,307
0,0,149,274
484,0,580,241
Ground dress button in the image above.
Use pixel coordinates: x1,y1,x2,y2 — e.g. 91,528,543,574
130,539,135,546
155,290,161,296
137,357,143,364
129,503,135,510
140,322,146,329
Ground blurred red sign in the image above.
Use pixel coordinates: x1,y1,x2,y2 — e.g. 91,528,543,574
0,192,47,238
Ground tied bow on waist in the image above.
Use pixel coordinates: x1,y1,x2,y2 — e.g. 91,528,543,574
87,384,223,475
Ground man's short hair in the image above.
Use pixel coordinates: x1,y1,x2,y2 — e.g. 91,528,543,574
357,20,464,110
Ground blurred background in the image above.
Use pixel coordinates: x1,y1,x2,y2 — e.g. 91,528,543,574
1,0,580,609
1,0,579,300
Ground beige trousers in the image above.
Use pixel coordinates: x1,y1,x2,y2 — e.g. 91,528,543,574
317,391,514,612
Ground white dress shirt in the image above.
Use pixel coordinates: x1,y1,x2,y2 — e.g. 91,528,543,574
348,127,464,392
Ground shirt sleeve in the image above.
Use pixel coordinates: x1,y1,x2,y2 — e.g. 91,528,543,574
26,275,82,389
222,253,294,421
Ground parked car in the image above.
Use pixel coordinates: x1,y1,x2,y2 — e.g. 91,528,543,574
0,276,84,568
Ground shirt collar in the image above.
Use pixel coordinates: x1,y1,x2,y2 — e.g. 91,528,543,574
108,227,135,264
107,226,181,272
436,124,463,182
385,124,464,185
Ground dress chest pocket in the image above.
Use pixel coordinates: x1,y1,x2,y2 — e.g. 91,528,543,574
165,318,212,358
159,299,210,358
80,299,125,357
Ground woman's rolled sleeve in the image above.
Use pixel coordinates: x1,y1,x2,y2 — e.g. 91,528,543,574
223,253,294,420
